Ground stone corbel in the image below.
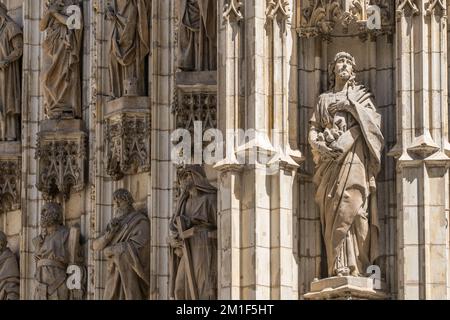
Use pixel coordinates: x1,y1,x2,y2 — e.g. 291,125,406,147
104,97,151,181
0,143,21,213
36,120,86,201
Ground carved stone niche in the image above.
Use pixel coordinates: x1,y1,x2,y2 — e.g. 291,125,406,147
36,120,86,201
105,97,151,181
173,71,217,134
0,142,21,213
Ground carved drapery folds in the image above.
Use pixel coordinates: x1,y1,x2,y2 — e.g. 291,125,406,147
106,0,150,99
40,0,83,120
0,4,23,142
297,0,394,39
105,97,150,181
36,121,86,200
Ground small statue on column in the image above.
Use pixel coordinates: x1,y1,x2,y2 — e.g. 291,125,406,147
92,189,150,300
0,3,23,141
177,0,217,72
0,231,20,300
33,202,84,300
309,52,384,278
40,0,83,119
169,165,217,300
106,0,150,98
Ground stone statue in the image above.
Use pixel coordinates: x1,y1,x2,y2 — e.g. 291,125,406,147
40,0,83,119
106,0,150,98
308,52,384,278
92,188,150,300
169,165,217,300
0,3,23,141
0,231,19,300
33,202,84,300
177,0,217,72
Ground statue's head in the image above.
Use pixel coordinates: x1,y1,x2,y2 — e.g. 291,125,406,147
329,52,356,89
41,202,63,228
177,165,217,195
112,189,135,216
0,231,7,252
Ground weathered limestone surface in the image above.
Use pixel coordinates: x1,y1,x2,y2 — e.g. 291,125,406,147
0,0,449,301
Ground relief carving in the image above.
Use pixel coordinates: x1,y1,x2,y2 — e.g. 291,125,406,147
92,189,150,300
41,0,83,120
308,52,384,277
298,0,393,38
0,3,23,142
169,165,217,300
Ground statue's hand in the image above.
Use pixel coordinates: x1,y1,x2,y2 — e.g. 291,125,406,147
329,100,351,114
316,141,342,160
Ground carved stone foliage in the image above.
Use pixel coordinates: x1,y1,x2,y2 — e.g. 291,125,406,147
36,122,86,200
298,0,394,38
173,91,217,134
105,113,150,181
0,158,20,213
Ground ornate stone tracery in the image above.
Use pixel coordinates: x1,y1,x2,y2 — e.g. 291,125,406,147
105,108,151,181
297,0,394,38
36,121,86,200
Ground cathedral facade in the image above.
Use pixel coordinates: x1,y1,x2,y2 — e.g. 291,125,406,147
0,0,449,300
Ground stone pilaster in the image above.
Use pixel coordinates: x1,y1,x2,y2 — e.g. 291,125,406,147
149,0,176,300
391,0,450,299
215,0,300,300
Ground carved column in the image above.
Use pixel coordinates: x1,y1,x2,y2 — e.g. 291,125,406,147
391,0,450,299
214,0,245,299
215,0,301,299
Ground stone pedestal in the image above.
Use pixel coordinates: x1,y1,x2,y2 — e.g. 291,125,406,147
104,96,150,180
0,142,21,212
304,277,387,300
36,119,87,200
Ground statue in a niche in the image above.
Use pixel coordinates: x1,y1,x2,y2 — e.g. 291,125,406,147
0,3,23,141
106,0,150,98
33,202,84,300
92,188,150,300
40,0,83,120
177,0,217,72
0,231,20,300
308,52,384,278
169,165,217,300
